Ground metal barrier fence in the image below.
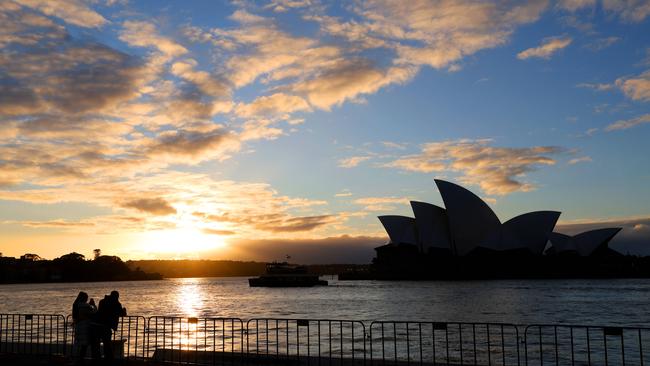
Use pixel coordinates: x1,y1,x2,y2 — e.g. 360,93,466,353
0,314,67,355
2,314,650,366
147,317,244,365
369,321,520,366
524,324,650,366
65,315,147,360
246,318,366,365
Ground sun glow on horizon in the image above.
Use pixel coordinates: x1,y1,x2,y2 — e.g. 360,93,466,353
135,227,227,257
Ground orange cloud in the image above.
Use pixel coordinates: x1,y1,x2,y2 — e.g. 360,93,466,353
616,70,650,101
517,37,572,60
384,139,562,195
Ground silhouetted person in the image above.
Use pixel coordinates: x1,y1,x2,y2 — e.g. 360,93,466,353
71,291,96,365
95,290,127,360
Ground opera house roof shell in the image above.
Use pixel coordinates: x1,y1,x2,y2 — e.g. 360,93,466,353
378,179,620,257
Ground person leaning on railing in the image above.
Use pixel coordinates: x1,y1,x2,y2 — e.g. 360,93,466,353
93,290,127,360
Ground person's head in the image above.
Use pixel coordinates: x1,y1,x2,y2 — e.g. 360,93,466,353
75,291,88,304
110,290,119,300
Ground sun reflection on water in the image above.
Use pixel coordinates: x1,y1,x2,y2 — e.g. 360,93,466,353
176,278,205,318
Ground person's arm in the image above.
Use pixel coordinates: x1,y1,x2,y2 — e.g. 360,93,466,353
117,301,126,316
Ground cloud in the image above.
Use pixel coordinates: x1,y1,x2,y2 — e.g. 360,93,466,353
146,127,241,163
338,156,371,168
17,219,95,228
6,215,172,234
384,139,563,195
239,119,285,141
120,198,177,216
568,156,592,164
0,79,40,116
517,37,572,60
120,20,188,58
235,93,310,118
353,196,410,211
170,59,229,98
290,60,417,110
195,11,335,89
1,170,339,238
381,141,407,150
577,82,614,91
602,0,650,22
335,190,353,197
558,0,650,22
0,32,147,115
0,4,66,48
14,0,107,28
616,70,650,101
341,0,548,69
265,0,315,13
195,211,338,234
256,215,337,233
605,114,650,131
557,0,596,11
585,36,620,51
202,228,236,236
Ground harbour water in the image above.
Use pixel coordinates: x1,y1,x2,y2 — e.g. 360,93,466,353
1,277,649,326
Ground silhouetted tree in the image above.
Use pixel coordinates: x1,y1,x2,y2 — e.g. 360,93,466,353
92,255,130,280
20,253,41,261
94,249,101,260
58,252,85,261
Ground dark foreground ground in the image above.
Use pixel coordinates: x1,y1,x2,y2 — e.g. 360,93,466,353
0,354,168,366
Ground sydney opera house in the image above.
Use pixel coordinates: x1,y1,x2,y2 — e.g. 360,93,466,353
371,179,635,279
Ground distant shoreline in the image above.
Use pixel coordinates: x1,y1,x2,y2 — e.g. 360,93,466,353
0,256,367,284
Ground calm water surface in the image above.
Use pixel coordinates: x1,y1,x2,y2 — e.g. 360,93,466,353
1,277,648,326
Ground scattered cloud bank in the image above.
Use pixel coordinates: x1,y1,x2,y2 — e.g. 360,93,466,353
383,139,563,195
0,0,556,240
1,0,649,256
558,0,650,22
310,0,548,70
557,0,597,12
13,0,108,28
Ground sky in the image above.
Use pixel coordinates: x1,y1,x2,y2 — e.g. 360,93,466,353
1,0,650,263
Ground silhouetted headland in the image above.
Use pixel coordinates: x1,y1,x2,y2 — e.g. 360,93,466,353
0,253,161,284
0,255,365,284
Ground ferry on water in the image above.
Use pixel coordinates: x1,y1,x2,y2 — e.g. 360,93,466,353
248,262,328,287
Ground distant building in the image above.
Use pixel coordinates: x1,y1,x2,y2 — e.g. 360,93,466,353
377,179,621,258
